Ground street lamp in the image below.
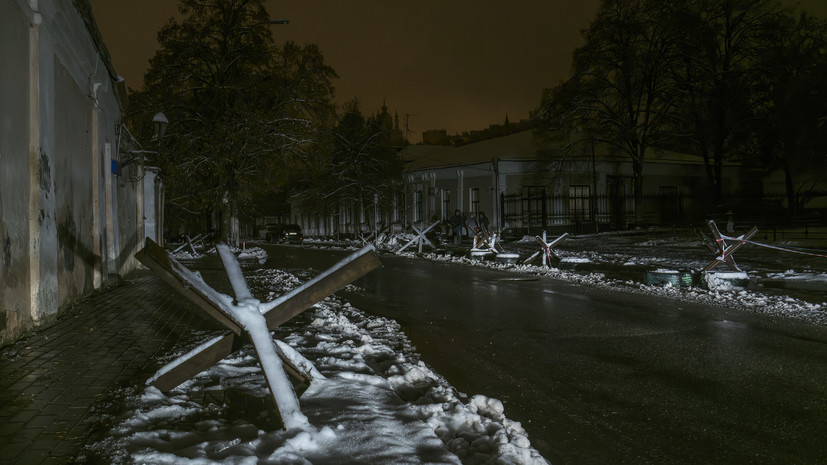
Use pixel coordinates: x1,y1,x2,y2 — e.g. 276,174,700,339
120,112,168,173
152,112,168,140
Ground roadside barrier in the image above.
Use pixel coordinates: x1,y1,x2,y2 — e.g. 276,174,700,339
135,238,380,428
397,220,441,254
696,220,758,272
523,231,569,268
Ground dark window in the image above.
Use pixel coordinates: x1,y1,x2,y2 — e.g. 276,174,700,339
470,188,480,215
414,190,423,222
569,185,591,220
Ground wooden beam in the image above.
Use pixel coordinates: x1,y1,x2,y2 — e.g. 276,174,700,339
149,332,237,391
136,238,243,335
397,221,440,253
703,224,758,272
148,330,316,392
262,247,381,329
145,244,381,392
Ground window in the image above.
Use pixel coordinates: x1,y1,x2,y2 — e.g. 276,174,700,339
568,185,590,220
392,193,400,223
414,189,423,223
442,190,451,221
470,188,480,215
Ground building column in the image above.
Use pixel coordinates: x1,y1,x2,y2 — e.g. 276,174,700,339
456,169,464,214
491,158,502,230
428,172,436,222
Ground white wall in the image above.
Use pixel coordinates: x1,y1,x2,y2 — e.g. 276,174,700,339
0,0,148,346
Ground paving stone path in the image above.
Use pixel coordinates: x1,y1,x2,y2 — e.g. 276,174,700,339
0,269,220,465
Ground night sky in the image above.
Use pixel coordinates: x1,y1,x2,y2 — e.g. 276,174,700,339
88,0,827,140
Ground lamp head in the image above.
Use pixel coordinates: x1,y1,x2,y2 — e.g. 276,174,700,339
152,112,169,139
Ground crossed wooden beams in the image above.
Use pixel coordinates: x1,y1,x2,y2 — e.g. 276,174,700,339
359,224,388,246
172,233,205,255
697,220,758,272
524,231,569,267
135,238,380,426
470,232,505,255
397,220,441,254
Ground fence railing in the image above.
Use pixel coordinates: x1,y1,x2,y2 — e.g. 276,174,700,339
500,192,687,235
501,191,827,240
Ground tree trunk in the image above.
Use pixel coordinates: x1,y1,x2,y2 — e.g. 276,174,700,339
784,169,796,212
633,157,644,227
713,143,724,205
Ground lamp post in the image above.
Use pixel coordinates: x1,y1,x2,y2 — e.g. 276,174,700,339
149,112,168,246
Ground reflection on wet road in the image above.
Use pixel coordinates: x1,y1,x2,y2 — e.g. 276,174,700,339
265,246,827,465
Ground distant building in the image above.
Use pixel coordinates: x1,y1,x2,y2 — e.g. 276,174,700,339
401,130,742,236
290,129,744,239
422,129,449,145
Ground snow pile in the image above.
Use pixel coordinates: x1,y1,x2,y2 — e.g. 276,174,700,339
414,250,826,324
170,249,203,260
236,246,268,264
700,271,749,291
84,268,548,465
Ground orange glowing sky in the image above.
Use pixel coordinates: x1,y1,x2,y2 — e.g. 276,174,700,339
89,0,827,141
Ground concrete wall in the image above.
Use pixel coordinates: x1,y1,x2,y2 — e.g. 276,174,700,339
0,0,34,342
0,0,152,346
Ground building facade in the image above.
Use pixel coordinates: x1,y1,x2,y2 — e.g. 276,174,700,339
290,130,743,239
0,0,161,346
401,131,742,236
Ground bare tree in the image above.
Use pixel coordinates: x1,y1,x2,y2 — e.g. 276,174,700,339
671,0,785,204
755,12,827,210
534,0,680,225
128,0,336,239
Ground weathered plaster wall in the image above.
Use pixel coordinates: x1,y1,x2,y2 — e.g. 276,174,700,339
54,59,95,305
116,159,141,275
0,1,34,342
1,0,150,346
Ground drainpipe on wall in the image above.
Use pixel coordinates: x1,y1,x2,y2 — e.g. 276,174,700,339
27,5,42,321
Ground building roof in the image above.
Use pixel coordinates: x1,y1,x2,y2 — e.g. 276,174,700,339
401,130,537,171
71,0,128,110
401,130,733,173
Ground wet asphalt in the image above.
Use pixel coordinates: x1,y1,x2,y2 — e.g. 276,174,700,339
264,245,827,465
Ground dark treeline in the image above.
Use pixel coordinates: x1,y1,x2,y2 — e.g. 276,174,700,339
532,0,827,220
126,0,403,239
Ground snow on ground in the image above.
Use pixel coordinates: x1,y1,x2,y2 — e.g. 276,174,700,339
85,262,548,465
236,246,268,264
107,231,823,462
309,229,827,326
412,250,827,325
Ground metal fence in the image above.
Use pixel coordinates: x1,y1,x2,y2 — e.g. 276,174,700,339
500,191,685,235
501,190,827,241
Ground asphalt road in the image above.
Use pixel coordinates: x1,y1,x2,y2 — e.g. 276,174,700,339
265,245,827,465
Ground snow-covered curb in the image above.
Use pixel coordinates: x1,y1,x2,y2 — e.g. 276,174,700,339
405,250,827,326
250,237,826,324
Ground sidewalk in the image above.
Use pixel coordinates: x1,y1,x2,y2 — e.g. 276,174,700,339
0,269,219,465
